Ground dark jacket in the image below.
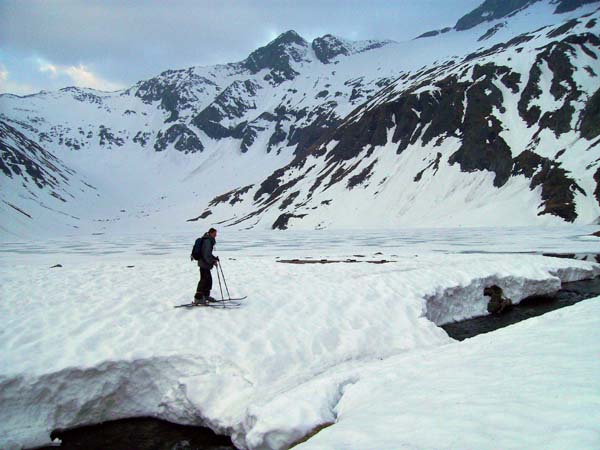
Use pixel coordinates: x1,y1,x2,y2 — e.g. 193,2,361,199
198,233,217,269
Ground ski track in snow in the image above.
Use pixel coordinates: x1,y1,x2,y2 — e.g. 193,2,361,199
1,228,599,449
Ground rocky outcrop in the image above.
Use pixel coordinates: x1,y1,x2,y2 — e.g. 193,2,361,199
134,71,217,123
242,30,308,84
311,35,393,63
154,124,204,153
0,121,87,201
513,151,585,222
580,87,600,139
417,0,600,39
203,15,600,228
312,35,351,64
192,80,263,140
455,0,536,31
554,0,600,14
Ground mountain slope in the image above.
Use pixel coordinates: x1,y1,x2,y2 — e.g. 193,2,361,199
1,0,599,236
203,9,600,230
0,120,97,235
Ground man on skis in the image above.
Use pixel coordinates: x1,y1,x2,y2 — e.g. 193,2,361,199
192,228,219,305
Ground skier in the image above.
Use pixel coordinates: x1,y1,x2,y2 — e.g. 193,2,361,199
192,228,219,305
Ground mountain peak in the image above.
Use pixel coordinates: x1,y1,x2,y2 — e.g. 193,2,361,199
455,0,537,31
312,35,351,63
311,34,395,64
416,0,600,38
272,30,307,46
242,30,309,84
455,0,600,31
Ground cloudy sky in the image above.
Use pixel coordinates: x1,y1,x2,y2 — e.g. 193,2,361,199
0,0,482,95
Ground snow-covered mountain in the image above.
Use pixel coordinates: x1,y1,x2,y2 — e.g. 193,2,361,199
1,0,599,236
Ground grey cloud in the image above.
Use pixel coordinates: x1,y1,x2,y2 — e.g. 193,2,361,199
0,0,482,91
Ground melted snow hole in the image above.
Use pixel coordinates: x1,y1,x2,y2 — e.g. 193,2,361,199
423,267,599,326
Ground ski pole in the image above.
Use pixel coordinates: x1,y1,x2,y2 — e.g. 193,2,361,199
215,262,225,304
219,261,232,301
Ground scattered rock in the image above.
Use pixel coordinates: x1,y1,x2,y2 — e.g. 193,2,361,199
484,285,513,314
278,258,395,264
543,252,600,262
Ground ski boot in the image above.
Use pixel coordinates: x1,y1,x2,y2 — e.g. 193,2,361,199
193,296,209,306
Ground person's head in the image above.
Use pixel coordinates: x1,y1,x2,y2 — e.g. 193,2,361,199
208,228,217,239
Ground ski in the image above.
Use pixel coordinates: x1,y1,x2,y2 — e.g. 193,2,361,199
174,303,241,309
174,298,244,309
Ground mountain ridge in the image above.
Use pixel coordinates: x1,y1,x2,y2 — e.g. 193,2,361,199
1,0,599,236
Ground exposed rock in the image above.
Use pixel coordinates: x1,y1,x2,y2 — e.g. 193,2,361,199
187,210,212,222
547,18,580,38
580,87,600,139
98,125,124,147
192,105,231,139
311,34,393,63
448,64,514,187
133,131,151,147
312,35,351,63
518,62,543,127
347,160,377,189
279,191,300,210
287,104,342,157
479,23,506,41
518,32,599,133
455,0,536,31
154,124,204,153
192,80,262,140
277,258,395,264
209,185,254,207
513,150,585,222
554,0,600,14
414,152,443,182
134,72,217,122
594,166,600,205
531,159,585,222
242,30,308,84
2,200,32,219
415,27,452,39
0,121,79,196
272,213,307,230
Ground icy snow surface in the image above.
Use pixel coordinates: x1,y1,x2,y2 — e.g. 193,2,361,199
1,227,599,449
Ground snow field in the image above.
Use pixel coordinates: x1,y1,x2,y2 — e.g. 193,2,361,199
294,297,600,450
0,250,598,449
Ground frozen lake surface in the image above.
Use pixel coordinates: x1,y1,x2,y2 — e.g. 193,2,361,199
2,226,600,261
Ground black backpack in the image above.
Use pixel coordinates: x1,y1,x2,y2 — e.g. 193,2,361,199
191,237,204,261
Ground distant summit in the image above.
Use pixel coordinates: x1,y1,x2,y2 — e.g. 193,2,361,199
417,0,600,38
455,0,538,31
312,34,394,64
241,30,309,84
